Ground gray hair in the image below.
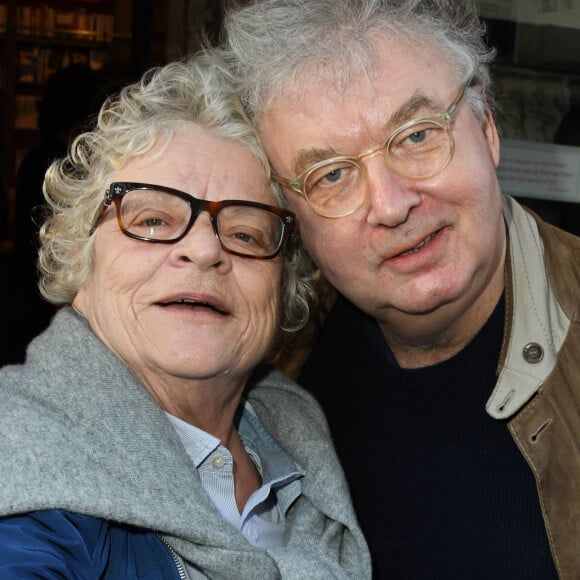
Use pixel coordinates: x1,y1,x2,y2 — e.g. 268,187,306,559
38,51,318,339
219,0,497,122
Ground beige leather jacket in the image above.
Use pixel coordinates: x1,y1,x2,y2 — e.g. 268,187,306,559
490,196,580,579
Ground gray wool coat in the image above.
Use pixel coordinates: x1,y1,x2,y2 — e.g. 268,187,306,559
0,307,371,579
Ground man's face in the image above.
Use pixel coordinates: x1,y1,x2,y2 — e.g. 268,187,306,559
258,36,506,343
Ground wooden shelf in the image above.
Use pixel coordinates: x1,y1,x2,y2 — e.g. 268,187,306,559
0,0,134,242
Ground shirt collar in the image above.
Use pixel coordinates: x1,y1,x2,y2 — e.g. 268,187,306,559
165,400,304,486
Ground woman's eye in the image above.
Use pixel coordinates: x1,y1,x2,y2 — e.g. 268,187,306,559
224,228,268,250
142,216,166,228
234,231,256,244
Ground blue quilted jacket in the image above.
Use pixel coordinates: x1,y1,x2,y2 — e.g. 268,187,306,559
0,510,183,579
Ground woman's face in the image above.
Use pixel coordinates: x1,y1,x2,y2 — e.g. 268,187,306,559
74,128,284,391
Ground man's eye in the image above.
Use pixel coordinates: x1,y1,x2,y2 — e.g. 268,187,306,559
308,162,357,190
406,129,428,145
394,122,443,149
321,167,345,184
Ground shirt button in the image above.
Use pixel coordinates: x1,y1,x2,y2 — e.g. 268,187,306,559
211,454,226,469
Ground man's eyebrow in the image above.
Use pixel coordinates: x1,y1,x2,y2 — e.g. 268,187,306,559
294,147,341,174
390,93,440,128
292,92,442,173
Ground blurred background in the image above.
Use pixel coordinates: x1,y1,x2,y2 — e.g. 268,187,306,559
1,0,580,365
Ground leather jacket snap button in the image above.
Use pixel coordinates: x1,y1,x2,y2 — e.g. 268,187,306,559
522,342,544,363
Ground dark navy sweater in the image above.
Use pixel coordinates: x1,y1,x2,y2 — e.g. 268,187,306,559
300,293,557,579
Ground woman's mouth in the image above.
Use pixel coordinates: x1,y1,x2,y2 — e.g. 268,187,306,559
160,299,227,315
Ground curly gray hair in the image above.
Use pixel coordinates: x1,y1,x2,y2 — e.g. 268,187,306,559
38,52,318,338
219,0,497,123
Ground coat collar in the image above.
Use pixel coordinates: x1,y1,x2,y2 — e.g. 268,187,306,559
486,196,570,419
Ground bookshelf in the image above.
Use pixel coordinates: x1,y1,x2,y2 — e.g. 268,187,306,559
0,0,133,249
0,0,262,252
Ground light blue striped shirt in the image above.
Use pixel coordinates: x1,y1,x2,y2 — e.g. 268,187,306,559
166,400,304,549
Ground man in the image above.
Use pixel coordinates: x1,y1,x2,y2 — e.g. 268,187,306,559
218,0,580,578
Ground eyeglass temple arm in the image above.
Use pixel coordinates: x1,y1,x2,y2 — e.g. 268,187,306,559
272,172,304,196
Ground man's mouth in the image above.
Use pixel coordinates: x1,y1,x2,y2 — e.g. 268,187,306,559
397,231,438,257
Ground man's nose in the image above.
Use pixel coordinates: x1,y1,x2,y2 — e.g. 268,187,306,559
363,155,421,227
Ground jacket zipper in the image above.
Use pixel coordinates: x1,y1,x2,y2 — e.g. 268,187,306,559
155,533,188,580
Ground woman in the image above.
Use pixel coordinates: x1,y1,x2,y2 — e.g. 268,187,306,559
0,54,371,578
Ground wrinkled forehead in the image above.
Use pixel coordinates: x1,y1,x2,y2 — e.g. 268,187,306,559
258,34,454,120
267,36,451,108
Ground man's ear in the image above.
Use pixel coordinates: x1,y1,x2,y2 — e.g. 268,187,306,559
482,107,500,168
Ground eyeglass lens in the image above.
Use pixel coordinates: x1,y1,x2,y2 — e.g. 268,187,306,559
304,118,452,217
118,187,285,257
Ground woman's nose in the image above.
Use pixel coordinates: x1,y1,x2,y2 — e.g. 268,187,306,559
168,212,230,270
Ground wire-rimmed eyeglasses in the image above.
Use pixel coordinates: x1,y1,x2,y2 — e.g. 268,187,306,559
273,83,468,218
93,182,296,259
